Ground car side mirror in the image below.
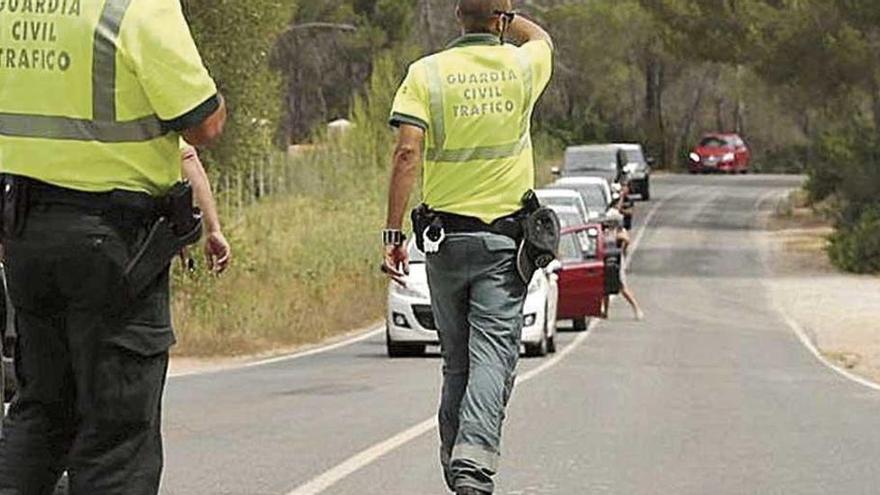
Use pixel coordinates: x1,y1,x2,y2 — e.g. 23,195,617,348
550,166,561,177
646,156,656,166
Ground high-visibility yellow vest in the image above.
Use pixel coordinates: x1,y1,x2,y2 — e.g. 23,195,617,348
390,33,553,223
0,0,218,196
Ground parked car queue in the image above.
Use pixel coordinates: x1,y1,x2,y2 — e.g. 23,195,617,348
385,142,650,359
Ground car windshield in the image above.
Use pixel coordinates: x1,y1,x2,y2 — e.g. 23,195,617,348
575,184,609,209
539,195,579,211
555,210,584,229
621,147,646,165
564,148,618,171
700,137,728,147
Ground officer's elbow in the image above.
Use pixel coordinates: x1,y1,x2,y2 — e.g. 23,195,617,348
393,143,421,171
182,97,227,147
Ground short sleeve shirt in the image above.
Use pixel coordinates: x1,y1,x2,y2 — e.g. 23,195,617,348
389,35,554,223
0,0,217,194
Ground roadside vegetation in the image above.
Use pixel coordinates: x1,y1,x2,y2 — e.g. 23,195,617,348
174,0,879,356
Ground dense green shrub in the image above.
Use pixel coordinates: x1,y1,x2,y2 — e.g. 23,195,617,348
756,145,809,174
828,205,880,274
182,1,295,177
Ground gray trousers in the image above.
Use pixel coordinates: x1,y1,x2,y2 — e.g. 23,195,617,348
426,232,527,494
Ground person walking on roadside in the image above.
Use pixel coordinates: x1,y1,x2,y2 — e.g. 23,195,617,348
602,210,645,321
381,2,554,493
0,0,226,493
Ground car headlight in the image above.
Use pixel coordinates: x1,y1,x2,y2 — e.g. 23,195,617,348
689,152,700,162
391,312,411,328
722,152,735,162
391,282,428,299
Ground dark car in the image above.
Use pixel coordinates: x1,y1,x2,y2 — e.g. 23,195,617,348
555,144,622,184
613,143,652,200
689,133,751,174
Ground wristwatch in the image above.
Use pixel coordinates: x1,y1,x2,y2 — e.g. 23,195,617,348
382,229,407,247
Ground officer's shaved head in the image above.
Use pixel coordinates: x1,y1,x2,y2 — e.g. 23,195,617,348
457,0,513,33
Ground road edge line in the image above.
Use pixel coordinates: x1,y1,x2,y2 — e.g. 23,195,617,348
283,187,687,495
168,326,384,379
756,190,880,393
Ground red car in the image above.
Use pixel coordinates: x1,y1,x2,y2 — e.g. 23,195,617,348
555,224,609,331
688,133,751,174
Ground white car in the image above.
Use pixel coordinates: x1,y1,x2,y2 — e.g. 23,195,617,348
386,243,559,358
547,204,586,229
535,189,590,223
549,176,612,221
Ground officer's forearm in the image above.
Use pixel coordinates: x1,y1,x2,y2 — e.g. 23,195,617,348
385,142,422,230
181,152,223,234
507,15,553,49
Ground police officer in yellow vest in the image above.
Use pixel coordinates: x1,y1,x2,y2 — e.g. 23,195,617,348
382,1,553,493
0,1,225,493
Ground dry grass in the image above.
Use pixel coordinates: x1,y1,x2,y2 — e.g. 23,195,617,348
171,192,387,357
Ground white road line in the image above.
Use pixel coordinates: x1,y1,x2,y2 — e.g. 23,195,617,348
285,188,687,495
756,190,880,393
778,309,880,392
169,326,384,379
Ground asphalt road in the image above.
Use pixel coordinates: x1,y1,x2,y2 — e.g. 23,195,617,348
161,174,880,495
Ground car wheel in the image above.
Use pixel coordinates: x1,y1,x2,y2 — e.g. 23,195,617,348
572,317,588,332
524,332,548,358
641,179,651,201
386,328,425,358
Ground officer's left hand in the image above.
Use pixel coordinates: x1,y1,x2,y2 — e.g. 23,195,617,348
382,244,409,286
205,231,231,274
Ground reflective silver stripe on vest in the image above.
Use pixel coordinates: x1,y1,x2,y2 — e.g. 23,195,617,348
426,133,530,163
0,0,167,143
425,58,447,149
0,113,165,143
424,52,533,163
93,0,134,122
514,49,534,131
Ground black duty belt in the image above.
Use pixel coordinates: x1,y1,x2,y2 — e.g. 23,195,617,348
24,177,158,217
434,210,524,241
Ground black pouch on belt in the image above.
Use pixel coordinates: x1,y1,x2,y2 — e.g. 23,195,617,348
516,190,561,283
411,204,444,253
0,175,30,241
124,182,202,299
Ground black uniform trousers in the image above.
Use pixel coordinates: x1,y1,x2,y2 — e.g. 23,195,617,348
0,199,175,495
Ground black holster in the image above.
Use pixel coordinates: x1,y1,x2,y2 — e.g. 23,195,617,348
0,176,31,241
124,182,202,299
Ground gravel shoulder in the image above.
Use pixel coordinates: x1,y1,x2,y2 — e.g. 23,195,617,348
763,196,880,383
